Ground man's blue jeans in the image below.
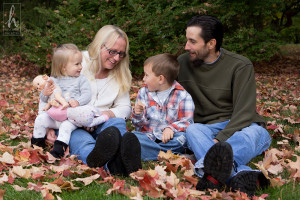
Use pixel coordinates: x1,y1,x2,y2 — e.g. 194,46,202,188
133,131,187,161
186,121,271,179
69,118,127,165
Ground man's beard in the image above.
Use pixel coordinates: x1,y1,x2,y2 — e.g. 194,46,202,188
191,58,204,67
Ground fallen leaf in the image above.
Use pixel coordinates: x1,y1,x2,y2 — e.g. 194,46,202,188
41,189,55,200
43,182,62,193
0,152,15,164
0,174,8,184
74,174,100,185
12,166,31,179
0,189,6,200
12,185,26,191
267,164,284,175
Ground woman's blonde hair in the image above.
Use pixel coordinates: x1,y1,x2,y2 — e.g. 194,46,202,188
51,43,80,78
83,25,132,95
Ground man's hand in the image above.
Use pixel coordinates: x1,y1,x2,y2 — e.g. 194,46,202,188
69,99,79,108
134,100,145,115
213,138,219,144
162,128,174,143
43,80,55,96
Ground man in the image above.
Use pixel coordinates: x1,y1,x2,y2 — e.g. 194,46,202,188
177,15,271,196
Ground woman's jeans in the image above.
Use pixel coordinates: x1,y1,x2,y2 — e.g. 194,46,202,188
69,118,127,165
186,121,271,179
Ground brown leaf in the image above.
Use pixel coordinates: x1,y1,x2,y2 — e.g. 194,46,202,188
0,189,6,200
106,179,126,195
165,161,178,173
51,177,65,186
41,189,55,200
60,181,80,190
183,176,198,187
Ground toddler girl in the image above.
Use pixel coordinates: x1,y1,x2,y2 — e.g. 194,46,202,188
31,44,91,158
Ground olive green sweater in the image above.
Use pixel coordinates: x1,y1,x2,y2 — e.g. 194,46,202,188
177,49,266,142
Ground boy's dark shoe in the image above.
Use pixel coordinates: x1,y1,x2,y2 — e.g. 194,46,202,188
86,126,121,168
196,142,233,191
31,137,46,148
229,171,270,197
121,132,142,175
50,140,68,158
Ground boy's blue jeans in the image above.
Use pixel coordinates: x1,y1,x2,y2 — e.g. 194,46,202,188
69,118,127,165
133,131,187,161
186,121,271,179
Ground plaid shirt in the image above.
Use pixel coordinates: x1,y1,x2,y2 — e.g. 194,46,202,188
131,81,194,141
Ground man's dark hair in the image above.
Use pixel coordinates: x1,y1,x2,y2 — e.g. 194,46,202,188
187,15,223,52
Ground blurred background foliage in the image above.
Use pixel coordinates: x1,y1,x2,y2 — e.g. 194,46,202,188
0,0,299,74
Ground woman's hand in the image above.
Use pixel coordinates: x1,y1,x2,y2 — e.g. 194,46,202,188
45,128,57,145
101,110,115,118
43,80,55,96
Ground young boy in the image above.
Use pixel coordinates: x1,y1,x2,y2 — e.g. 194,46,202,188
131,53,195,161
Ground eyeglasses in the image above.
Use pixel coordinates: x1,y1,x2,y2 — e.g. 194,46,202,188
103,45,126,58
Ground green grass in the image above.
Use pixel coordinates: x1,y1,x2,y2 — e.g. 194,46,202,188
257,181,300,200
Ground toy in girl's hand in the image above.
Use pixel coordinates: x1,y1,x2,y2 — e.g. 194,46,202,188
32,74,69,110
47,105,109,127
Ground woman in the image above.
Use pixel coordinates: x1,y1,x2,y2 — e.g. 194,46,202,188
47,25,142,176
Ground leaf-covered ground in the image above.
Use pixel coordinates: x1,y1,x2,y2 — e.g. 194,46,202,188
0,55,299,200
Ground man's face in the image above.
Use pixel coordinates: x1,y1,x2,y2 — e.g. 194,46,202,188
185,26,209,63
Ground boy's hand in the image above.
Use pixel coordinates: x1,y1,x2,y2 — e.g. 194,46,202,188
69,99,79,108
134,100,145,115
162,127,174,143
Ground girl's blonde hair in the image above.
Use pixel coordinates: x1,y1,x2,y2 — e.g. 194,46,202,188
51,43,80,78
82,25,132,95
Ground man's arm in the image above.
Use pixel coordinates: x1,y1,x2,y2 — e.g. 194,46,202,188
215,65,257,142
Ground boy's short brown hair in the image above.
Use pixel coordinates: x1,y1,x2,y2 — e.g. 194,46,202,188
144,53,179,85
